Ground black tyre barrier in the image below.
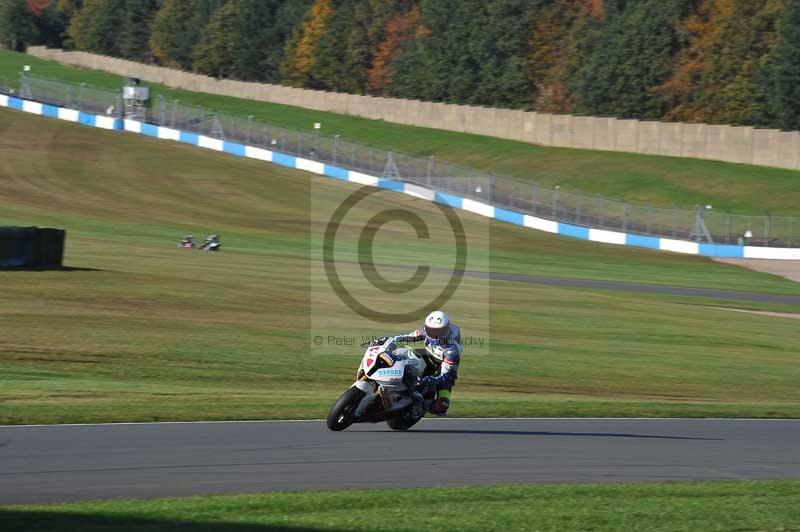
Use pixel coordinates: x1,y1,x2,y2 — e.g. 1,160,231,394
0,227,66,269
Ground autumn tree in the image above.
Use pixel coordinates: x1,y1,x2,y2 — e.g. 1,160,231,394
368,3,421,93
280,0,331,87
0,0,38,50
305,0,396,93
118,0,157,61
390,0,532,108
654,0,721,122
191,0,239,78
67,0,121,54
68,0,157,59
568,0,689,119
698,0,786,125
527,0,600,113
235,0,310,82
763,0,800,129
30,1,70,47
150,0,226,69
193,0,309,81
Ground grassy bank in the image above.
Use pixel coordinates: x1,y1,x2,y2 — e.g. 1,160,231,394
3,481,800,531
2,50,800,214
2,107,800,424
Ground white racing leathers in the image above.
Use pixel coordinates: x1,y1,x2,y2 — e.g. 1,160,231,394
396,324,462,396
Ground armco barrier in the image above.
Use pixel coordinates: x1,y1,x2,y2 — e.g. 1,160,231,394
2,93,799,260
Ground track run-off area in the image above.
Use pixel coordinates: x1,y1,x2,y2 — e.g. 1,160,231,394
2,418,799,505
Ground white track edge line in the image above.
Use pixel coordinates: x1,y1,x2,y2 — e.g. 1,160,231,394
2,417,798,428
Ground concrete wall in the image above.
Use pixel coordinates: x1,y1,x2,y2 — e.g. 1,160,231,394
26,46,800,172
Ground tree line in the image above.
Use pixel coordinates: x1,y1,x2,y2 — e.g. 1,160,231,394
3,0,800,130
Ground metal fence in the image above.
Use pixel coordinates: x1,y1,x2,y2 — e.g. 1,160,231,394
0,75,17,96
3,74,797,247
18,74,123,117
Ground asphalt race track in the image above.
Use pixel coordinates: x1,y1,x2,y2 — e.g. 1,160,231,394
360,262,800,306
482,271,800,305
2,418,799,504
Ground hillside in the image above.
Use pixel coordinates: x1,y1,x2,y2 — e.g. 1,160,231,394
2,107,800,424
4,49,800,216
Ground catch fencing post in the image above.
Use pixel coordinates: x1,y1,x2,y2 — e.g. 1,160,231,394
171,99,179,128
511,179,517,208
19,68,32,100
426,156,433,188
159,96,166,125
115,90,123,119
576,193,582,224
530,181,537,215
623,203,629,233
599,195,605,227
672,205,678,238
211,112,224,139
726,211,732,243
77,83,86,112
333,135,340,165
246,115,253,145
647,206,654,234
552,186,560,218
166,99,172,127
296,130,302,156
765,211,771,245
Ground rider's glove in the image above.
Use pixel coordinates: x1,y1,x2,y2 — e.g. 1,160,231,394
371,336,391,346
417,376,436,395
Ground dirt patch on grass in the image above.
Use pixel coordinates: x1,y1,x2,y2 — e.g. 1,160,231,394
715,258,800,283
707,306,800,320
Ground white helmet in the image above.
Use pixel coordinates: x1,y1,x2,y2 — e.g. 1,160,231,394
424,310,450,340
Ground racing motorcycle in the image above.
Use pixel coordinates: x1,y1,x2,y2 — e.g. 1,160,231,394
326,338,435,431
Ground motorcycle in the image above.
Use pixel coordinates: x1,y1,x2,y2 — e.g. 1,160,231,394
200,234,221,252
177,235,196,249
326,338,434,431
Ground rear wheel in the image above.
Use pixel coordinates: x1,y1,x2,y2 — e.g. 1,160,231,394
386,415,421,431
326,387,366,431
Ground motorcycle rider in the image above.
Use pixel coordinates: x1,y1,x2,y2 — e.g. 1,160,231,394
374,310,462,416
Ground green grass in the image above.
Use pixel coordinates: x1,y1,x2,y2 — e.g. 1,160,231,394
3,482,800,531
3,49,800,214
2,107,800,425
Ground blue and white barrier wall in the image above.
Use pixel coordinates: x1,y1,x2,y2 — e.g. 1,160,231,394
3,93,799,260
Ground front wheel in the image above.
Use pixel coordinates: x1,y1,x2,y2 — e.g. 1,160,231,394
326,387,366,431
